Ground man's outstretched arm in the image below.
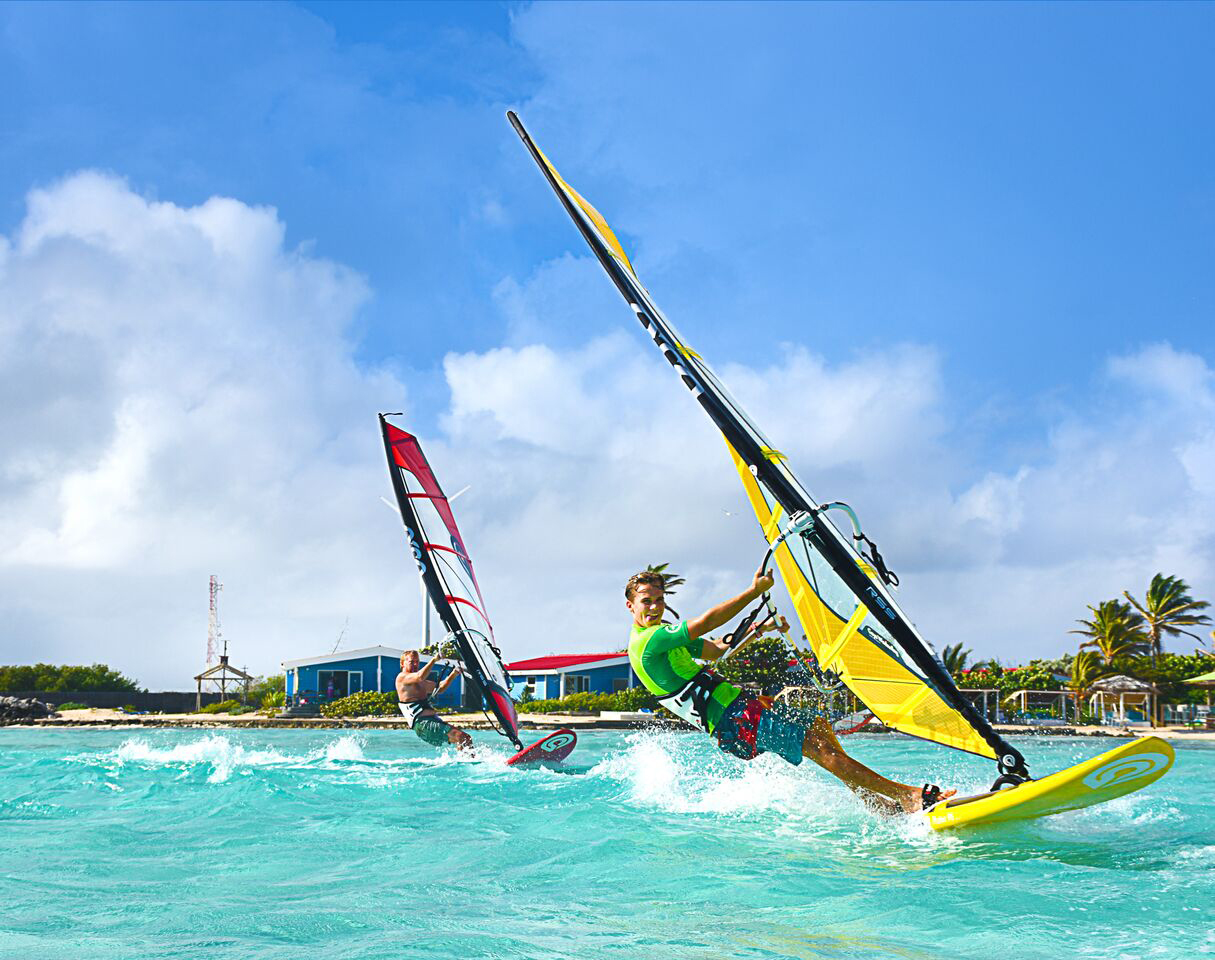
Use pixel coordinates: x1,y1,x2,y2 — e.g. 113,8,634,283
700,614,789,661
434,665,459,695
401,657,440,685
686,570,774,645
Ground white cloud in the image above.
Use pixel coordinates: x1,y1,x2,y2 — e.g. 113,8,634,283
3,175,1212,691
0,173,414,686
435,262,1215,665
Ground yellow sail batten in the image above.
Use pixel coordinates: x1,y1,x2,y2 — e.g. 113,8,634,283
762,502,785,541
820,604,868,669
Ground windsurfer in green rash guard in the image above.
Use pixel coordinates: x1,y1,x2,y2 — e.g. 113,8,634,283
625,570,954,814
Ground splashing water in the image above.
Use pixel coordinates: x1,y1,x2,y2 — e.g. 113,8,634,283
1,727,1211,960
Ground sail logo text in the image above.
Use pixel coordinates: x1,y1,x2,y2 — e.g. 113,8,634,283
866,586,895,621
403,526,427,574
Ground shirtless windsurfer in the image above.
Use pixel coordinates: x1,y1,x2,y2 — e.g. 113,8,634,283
396,650,473,750
626,569,954,814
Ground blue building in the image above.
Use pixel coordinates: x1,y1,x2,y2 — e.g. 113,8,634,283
282,645,467,708
505,653,637,700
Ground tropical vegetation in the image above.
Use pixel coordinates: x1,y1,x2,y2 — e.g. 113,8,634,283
1070,599,1149,664
0,663,140,693
1124,574,1211,664
198,699,251,715
516,687,653,715
321,691,399,718
247,673,285,709
941,643,971,674
716,633,798,689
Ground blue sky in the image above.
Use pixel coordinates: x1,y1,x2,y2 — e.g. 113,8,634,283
2,2,1213,684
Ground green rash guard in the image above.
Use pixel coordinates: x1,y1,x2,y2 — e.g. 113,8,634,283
628,620,742,733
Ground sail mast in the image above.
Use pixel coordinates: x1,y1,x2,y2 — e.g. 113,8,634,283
379,414,521,748
508,111,1028,778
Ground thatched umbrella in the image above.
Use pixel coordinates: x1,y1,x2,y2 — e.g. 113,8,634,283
1088,674,1157,726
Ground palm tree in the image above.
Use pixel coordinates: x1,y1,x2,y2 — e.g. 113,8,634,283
941,643,972,675
645,562,685,594
1124,574,1212,666
1067,650,1105,722
1070,599,1149,666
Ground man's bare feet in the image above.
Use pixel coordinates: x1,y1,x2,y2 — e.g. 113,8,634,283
899,783,956,813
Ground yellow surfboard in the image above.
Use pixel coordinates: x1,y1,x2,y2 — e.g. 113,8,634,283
925,736,1175,830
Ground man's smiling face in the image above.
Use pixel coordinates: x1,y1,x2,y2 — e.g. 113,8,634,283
627,581,666,628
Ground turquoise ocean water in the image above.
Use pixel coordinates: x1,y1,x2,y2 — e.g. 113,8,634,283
1,727,1211,960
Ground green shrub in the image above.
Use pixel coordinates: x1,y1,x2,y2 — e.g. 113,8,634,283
261,690,285,709
248,674,285,704
517,686,655,715
1126,653,1215,703
321,691,399,718
717,634,798,688
199,699,242,714
0,663,140,693
56,701,88,711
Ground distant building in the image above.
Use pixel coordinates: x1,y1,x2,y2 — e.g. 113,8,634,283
282,646,466,709
505,653,636,700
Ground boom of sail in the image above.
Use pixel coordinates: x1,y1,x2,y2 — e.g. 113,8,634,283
508,111,1028,780
379,414,522,748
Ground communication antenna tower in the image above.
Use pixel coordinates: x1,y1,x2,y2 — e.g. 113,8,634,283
207,575,224,666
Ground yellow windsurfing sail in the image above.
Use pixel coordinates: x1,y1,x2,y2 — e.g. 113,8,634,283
510,110,1028,777
728,441,995,757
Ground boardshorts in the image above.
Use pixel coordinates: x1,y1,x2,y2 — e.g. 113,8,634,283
399,700,454,748
715,696,811,766
413,715,454,747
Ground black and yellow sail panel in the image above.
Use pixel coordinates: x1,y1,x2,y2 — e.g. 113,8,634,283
729,441,997,758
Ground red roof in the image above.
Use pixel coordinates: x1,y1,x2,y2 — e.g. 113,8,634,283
505,652,628,672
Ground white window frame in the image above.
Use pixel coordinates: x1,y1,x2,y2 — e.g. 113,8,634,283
318,669,362,698
566,673,590,695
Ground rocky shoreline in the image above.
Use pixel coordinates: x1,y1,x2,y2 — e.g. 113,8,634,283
0,696,59,722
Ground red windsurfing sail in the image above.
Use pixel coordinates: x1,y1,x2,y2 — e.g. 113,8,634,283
380,415,521,747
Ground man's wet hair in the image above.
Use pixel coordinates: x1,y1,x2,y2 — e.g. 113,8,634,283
625,571,666,601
